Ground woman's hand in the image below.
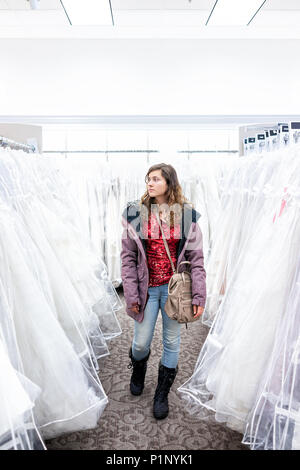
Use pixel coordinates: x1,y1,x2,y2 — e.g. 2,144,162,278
130,302,140,315
192,305,204,318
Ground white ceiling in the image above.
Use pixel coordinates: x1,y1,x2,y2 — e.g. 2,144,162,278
0,0,299,37
111,1,215,10
0,1,215,10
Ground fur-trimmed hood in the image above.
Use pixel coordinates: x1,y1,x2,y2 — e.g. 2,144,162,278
121,199,201,259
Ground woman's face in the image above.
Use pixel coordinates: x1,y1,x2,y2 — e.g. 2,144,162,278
146,170,168,199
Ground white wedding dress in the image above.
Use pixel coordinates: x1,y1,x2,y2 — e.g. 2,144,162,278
0,204,108,439
178,145,300,434
243,252,300,450
46,152,238,283
0,148,126,441
9,149,122,346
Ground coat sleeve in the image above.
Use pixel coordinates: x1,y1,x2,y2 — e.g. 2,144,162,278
184,222,206,307
120,218,140,307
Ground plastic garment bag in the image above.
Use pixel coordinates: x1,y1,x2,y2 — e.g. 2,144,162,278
243,253,300,450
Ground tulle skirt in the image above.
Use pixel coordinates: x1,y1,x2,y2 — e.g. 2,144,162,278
243,253,300,449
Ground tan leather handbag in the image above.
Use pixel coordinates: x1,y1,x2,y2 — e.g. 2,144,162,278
155,212,200,325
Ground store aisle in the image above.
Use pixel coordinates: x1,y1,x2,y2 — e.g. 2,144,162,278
46,288,246,451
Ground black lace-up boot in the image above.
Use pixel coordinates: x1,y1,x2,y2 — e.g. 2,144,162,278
127,347,151,396
153,361,178,419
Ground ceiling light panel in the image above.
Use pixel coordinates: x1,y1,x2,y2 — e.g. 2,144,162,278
111,0,215,10
61,0,113,25
207,0,267,26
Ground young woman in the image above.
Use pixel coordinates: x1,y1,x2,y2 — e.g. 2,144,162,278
121,163,206,420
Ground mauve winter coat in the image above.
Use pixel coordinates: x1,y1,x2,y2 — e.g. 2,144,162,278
121,200,206,323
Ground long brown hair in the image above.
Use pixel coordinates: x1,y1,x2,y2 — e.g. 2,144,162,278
140,163,191,227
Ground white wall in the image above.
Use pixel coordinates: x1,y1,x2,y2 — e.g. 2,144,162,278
0,38,299,115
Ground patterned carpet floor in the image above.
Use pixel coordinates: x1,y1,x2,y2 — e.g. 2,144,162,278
46,288,247,451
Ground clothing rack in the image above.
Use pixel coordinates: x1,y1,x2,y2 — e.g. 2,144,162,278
240,121,300,156
0,136,35,153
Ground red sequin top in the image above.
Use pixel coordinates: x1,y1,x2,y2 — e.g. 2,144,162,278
142,213,181,287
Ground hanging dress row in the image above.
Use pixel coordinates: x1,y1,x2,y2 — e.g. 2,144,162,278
178,142,300,450
46,153,238,283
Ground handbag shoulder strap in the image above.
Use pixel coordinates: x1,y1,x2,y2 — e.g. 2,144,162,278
155,211,176,274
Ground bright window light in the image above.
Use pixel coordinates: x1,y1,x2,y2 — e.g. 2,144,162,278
61,0,113,26
207,0,266,26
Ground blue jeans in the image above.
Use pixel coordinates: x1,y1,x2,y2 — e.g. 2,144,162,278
132,283,182,369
